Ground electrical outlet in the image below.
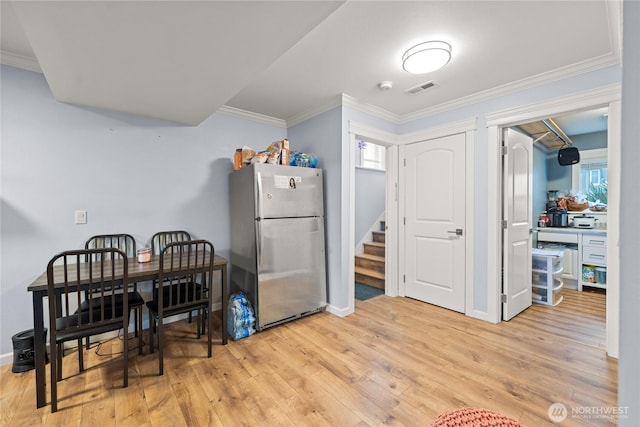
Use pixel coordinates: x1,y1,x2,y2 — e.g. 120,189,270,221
74,210,87,224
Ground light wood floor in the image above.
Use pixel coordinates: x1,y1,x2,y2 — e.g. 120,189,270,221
1,289,616,426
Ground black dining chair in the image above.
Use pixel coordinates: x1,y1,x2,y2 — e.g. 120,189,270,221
150,230,195,323
47,248,131,412
146,240,214,375
83,234,144,355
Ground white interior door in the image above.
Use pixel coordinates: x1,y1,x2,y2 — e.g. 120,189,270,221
404,133,466,312
502,128,533,320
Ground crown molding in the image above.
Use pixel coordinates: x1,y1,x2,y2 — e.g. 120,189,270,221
0,50,42,73
285,96,343,128
217,105,287,128
400,53,621,125
340,94,401,124
286,53,621,130
485,84,621,127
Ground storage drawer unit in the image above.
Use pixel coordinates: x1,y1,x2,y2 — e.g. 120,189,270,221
531,248,564,306
581,234,607,290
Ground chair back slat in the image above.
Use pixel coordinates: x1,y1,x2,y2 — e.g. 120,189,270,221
157,240,213,317
47,248,129,337
151,230,191,256
85,234,136,259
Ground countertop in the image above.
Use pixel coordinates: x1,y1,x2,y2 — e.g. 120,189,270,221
536,227,607,235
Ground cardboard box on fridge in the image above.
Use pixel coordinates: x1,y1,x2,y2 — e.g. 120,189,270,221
280,139,289,165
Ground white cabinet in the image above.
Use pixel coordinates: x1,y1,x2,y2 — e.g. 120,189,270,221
580,234,607,290
532,248,564,306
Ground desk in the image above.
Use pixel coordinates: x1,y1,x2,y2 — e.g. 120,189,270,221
27,254,228,409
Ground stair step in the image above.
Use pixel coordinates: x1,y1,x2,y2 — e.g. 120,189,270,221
355,266,385,289
363,241,385,257
355,253,385,273
372,230,385,243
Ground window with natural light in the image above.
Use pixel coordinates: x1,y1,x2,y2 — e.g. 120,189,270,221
356,140,385,171
572,148,608,204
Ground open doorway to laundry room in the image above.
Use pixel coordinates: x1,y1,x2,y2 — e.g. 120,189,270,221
514,107,610,349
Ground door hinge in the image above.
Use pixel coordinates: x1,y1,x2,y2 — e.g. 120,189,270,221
502,220,508,229
403,158,406,167
403,217,406,225
501,146,508,156
403,274,406,283
501,294,507,303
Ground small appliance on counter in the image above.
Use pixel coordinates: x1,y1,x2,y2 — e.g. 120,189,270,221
572,214,597,229
547,207,568,227
546,190,560,210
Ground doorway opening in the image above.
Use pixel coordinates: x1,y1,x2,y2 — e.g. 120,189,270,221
354,139,387,301
489,89,620,357
504,108,609,348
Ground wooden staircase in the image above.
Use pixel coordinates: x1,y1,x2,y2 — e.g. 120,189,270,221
355,221,385,289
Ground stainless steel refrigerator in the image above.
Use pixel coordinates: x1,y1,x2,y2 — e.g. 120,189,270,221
230,163,327,330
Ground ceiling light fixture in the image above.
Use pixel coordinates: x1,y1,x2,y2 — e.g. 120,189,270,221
402,41,452,74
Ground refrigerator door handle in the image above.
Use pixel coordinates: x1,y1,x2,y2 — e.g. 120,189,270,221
256,171,263,220
257,219,264,267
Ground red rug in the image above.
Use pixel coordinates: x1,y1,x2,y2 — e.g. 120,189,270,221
431,407,524,427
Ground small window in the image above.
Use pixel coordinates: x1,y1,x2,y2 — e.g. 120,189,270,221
356,140,385,171
572,148,607,204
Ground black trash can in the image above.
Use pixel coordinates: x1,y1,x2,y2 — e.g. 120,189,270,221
11,328,48,373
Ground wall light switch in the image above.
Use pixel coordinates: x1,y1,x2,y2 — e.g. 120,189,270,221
74,210,87,224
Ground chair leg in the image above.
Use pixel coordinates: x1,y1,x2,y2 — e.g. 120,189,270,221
207,307,213,358
56,343,63,382
86,336,91,350
157,318,164,376
122,323,129,388
137,307,143,355
148,310,154,354
78,339,84,372
50,343,59,413
196,310,201,339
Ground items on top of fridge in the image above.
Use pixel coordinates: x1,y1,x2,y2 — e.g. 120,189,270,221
289,151,318,168
232,139,318,169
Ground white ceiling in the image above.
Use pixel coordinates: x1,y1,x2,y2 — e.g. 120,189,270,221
1,1,621,131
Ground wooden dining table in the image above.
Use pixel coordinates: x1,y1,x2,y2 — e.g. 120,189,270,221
27,253,228,409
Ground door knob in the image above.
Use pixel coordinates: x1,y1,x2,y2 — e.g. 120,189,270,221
447,229,463,236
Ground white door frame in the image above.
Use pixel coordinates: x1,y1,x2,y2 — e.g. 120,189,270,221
349,118,476,314
485,84,621,357
348,122,400,315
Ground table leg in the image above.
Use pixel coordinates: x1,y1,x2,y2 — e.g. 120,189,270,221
32,290,46,408
221,264,228,345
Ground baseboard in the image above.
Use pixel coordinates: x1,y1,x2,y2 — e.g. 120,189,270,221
325,303,354,317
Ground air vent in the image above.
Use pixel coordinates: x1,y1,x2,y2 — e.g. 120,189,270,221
405,80,438,95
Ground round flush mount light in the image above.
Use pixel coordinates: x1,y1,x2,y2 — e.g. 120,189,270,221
378,81,393,90
402,41,452,74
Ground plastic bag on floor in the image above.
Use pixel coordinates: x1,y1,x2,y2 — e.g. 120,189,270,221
227,293,256,340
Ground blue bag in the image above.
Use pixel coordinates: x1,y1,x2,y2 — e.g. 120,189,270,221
227,293,256,340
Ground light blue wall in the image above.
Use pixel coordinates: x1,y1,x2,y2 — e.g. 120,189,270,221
355,167,385,245
0,65,287,356
546,130,608,194
287,108,343,308
619,1,640,423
